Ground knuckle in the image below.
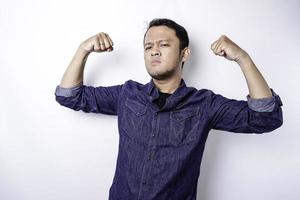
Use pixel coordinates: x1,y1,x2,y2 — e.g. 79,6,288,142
92,38,99,44
96,33,103,39
94,35,101,42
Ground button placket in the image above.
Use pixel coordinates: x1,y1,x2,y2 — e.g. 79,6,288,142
151,112,158,138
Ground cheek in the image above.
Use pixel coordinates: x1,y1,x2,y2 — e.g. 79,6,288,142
165,48,178,57
166,51,180,64
144,54,151,68
144,52,149,61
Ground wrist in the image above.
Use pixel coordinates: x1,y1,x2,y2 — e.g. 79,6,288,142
236,51,251,67
78,43,91,57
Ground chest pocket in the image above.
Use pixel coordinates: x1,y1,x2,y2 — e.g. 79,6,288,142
121,97,147,139
170,107,200,146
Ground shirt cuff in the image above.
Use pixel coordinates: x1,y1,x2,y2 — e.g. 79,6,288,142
246,88,278,112
55,82,83,97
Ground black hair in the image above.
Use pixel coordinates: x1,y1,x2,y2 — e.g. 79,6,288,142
143,18,189,69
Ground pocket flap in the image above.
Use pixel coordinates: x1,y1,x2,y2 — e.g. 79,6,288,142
125,98,147,116
172,107,199,123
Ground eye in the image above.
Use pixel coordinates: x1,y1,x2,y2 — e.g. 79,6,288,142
145,46,151,50
161,44,169,47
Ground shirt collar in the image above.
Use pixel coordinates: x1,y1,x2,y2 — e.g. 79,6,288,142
146,78,189,104
147,78,186,92
143,78,192,110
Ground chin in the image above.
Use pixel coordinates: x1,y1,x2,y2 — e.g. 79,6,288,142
148,70,176,80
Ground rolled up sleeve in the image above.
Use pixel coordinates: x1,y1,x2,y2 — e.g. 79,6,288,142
246,89,279,112
54,82,123,115
208,88,283,134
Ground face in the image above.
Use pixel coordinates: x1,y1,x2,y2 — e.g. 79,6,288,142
144,26,184,80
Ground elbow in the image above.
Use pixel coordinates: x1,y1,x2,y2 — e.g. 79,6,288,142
268,116,283,133
273,112,283,131
55,95,69,108
258,108,283,134
270,107,283,132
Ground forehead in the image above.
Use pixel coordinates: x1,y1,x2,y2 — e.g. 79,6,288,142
144,26,178,44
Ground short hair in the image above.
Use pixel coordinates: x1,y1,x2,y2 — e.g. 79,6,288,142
143,18,189,69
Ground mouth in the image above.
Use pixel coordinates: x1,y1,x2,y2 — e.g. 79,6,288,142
151,60,162,65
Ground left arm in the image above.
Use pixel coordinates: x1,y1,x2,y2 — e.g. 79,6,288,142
208,35,283,133
211,35,272,99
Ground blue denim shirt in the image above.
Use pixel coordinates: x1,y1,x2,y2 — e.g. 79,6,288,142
55,78,283,200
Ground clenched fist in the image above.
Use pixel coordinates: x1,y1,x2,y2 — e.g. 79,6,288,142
211,35,248,64
80,32,114,54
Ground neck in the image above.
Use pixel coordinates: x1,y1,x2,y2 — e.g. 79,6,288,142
152,75,182,94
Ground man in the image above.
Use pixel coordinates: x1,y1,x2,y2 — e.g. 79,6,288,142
55,18,283,200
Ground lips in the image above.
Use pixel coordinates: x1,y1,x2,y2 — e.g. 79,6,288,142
151,59,161,65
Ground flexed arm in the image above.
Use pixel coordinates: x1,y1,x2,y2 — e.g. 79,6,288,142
59,32,114,88
210,35,272,99
55,32,123,115
208,35,283,133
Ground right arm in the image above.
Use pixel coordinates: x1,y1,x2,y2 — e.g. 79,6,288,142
59,32,114,88
55,32,123,115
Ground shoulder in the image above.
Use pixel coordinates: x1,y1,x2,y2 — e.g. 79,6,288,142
186,86,236,107
189,86,215,100
123,79,144,88
193,87,230,100
121,79,146,94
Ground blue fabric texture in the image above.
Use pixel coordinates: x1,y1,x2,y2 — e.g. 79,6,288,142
55,78,283,200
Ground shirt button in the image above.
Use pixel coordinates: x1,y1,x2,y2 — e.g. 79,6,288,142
151,134,155,137
142,180,146,185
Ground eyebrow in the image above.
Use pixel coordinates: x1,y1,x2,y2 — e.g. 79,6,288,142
144,39,171,46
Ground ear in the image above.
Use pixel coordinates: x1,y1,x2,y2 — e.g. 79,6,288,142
181,47,191,62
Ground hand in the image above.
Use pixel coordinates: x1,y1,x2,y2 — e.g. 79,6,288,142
211,35,248,64
79,32,114,54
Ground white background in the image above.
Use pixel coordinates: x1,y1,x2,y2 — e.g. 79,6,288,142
0,0,299,199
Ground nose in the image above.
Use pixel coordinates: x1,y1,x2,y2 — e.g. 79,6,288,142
151,46,161,56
